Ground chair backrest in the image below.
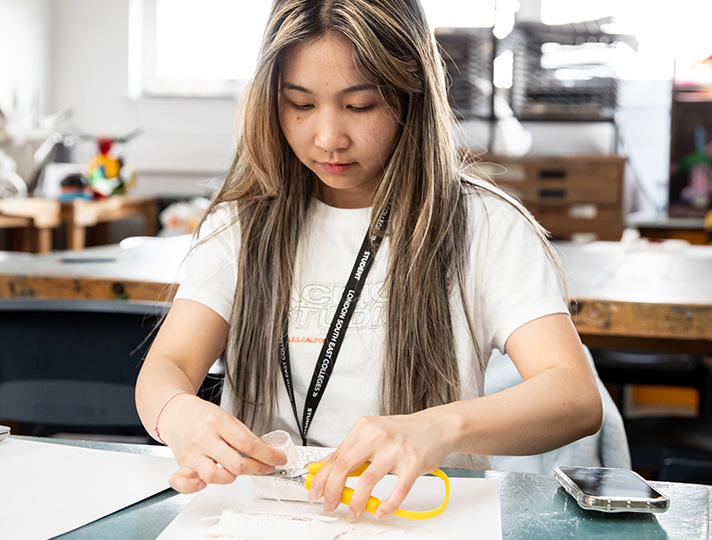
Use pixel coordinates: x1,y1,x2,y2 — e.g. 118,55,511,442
0,299,168,439
659,452,712,485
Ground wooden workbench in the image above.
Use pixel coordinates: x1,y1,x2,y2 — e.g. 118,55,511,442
557,241,712,353
0,238,711,354
0,235,188,302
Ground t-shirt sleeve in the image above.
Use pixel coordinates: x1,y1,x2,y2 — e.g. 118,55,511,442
471,194,568,354
173,204,238,323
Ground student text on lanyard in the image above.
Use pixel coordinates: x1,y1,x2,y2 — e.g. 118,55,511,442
279,203,391,446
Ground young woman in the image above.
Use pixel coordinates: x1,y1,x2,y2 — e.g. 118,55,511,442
136,0,602,520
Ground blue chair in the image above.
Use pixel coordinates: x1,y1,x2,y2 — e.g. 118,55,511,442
589,348,712,484
589,348,712,417
0,298,168,442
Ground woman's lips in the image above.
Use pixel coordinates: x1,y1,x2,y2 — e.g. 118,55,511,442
319,162,355,174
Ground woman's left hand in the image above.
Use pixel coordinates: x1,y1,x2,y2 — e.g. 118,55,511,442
307,409,454,519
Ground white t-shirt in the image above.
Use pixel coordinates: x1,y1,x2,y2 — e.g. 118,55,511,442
175,180,568,469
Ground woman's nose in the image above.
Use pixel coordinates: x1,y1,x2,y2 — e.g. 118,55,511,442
313,110,349,153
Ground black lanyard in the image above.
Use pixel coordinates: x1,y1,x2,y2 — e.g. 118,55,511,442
279,203,391,446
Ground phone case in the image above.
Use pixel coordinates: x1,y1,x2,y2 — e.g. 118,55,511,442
554,466,670,513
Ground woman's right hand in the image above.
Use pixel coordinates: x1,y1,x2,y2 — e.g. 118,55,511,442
135,300,286,493
157,393,288,493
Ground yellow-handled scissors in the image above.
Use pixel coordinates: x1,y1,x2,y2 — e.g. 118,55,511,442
264,461,450,520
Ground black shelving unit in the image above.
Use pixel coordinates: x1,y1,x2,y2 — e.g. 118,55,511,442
434,27,497,123
435,18,638,153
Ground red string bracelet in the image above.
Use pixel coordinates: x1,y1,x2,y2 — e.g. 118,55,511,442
154,391,191,445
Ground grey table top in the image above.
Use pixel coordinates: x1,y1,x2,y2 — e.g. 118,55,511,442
38,438,709,540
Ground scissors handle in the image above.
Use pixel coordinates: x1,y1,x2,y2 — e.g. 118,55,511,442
304,462,450,520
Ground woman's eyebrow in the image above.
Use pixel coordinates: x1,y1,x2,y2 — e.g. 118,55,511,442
281,82,376,95
339,83,376,95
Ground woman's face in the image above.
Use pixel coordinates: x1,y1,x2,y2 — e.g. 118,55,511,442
278,33,400,209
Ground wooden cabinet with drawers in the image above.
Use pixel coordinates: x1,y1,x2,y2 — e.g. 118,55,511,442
467,154,626,241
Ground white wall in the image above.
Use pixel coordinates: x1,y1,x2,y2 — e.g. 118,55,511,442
617,80,672,215
0,0,51,121
0,0,52,179
47,0,235,196
3,0,673,212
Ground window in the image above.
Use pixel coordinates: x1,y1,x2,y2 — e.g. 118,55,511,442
129,0,498,99
541,0,712,81
129,0,271,98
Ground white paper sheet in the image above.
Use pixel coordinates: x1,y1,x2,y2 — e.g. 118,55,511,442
158,474,502,539
0,438,177,540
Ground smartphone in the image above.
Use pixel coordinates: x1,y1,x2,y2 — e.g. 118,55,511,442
554,466,670,513
0,425,9,442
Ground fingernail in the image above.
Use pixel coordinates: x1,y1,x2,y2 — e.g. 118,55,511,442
324,501,335,513
308,488,317,502
376,509,386,519
197,481,207,491
348,508,357,520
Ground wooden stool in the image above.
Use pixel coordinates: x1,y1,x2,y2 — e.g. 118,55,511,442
590,348,712,417
0,198,61,253
61,196,158,250
624,416,712,484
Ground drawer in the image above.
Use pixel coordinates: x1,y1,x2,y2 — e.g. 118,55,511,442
497,174,623,205
496,179,621,205
532,204,623,241
463,153,625,241
474,155,625,205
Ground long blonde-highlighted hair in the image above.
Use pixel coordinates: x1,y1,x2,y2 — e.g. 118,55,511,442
203,0,495,432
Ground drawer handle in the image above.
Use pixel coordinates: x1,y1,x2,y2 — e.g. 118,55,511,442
539,188,566,199
539,169,567,179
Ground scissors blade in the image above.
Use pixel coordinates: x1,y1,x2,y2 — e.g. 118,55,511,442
256,467,309,480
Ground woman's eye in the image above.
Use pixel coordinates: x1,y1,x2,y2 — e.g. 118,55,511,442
348,105,373,112
291,102,313,110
